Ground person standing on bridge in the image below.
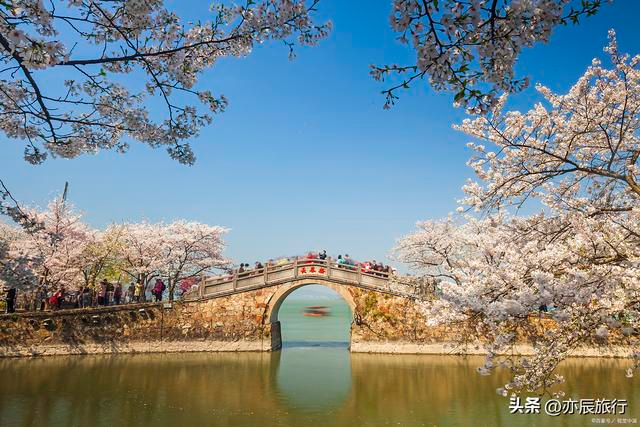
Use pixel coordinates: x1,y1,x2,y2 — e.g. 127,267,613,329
126,282,135,304
80,287,92,308
48,291,59,311
97,279,108,306
319,250,327,260
152,279,165,302
36,287,47,311
4,287,17,313
49,287,64,310
344,254,355,268
134,281,142,302
113,283,123,305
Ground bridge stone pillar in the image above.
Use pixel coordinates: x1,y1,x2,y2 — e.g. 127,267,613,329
270,321,282,351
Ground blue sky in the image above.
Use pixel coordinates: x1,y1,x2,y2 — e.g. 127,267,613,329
1,0,638,269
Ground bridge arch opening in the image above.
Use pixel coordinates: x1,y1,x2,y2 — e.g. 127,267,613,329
266,280,355,351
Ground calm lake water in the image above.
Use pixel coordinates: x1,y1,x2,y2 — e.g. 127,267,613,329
0,296,637,427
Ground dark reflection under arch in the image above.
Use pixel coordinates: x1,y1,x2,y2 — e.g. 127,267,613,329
274,347,351,411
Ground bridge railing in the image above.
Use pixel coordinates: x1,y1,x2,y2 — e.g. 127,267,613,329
194,258,395,299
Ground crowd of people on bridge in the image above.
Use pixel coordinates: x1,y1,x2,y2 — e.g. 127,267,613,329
228,251,397,278
2,251,396,314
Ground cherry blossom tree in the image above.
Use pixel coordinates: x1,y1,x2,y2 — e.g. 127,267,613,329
76,227,123,291
0,221,35,289
396,212,639,395
372,0,602,113
2,213,230,302
158,220,228,300
112,220,228,300
111,222,165,300
6,197,92,292
396,32,640,395
0,0,330,165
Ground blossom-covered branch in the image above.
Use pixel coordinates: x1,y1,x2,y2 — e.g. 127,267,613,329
0,178,41,231
0,0,330,165
395,212,639,395
396,33,639,395
457,30,640,212
372,0,602,113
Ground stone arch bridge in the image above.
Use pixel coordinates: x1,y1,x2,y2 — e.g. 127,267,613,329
0,258,461,357
185,257,430,351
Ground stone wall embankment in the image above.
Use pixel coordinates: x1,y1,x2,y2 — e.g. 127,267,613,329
0,290,275,357
347,289,636,357
0,284,635,358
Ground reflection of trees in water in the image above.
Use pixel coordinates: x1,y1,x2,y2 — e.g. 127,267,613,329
340,354,506,426
0,353,635,427
339,355,638,427
0,353,280,427
558,358,639,401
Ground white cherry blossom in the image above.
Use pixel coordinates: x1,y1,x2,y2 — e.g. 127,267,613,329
396,33,640,394
372,0,603,112
0,0,330,165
